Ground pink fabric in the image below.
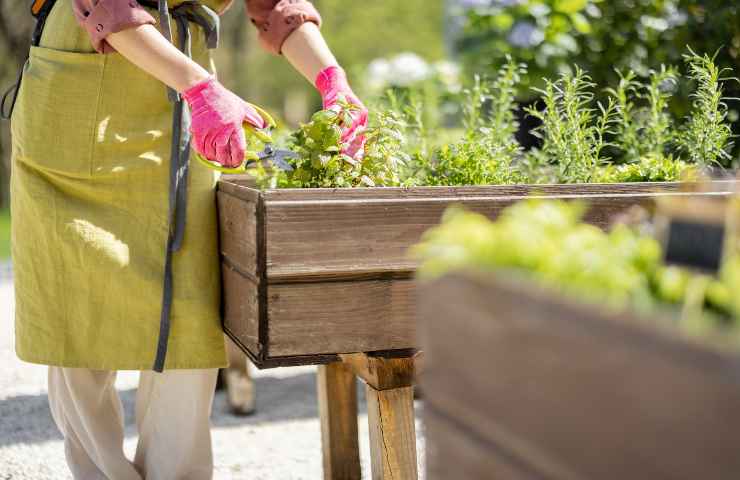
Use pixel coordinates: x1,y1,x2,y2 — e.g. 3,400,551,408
72,0,156,53
183,76,267,168
246,0,322,54
315,66,368,158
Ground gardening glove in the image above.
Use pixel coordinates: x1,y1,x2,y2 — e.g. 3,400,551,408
315,66,368,158
183,76,267,168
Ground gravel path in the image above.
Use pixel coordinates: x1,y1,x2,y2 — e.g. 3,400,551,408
0,262,425,479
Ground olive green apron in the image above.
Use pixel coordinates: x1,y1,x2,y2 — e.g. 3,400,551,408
10,0,229,370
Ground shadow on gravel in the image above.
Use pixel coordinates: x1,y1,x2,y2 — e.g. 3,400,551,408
0,371,369,447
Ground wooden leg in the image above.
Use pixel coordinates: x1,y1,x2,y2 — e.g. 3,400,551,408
317,363,361,480
366,384,418,480
224,338,256,415
339,353,420,480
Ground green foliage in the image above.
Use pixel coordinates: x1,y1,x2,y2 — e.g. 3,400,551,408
0,208,9,260
413,200,662,310
257,48,735,189
594,154,693,183
414,200,739,333
457,0,595,96
408,58,526,186
253,103,407,189
454,0,740,159
526,67,618,183
677,49,737,167
607,66,679,163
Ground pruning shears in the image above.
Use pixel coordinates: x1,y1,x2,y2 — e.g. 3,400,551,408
194,104,297,174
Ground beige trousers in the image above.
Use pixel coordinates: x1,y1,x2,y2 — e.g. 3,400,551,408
48,367,218,480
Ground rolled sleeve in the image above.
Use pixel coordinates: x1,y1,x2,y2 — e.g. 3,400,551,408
73,0,156,53
245,0,322,55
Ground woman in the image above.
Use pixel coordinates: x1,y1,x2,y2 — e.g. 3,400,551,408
10,0,366,477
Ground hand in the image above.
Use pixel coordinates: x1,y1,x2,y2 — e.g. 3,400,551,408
183,76,267,168
315,66,368,158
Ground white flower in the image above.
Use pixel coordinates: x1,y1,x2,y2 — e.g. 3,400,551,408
367,58,393,91
388,53,432,86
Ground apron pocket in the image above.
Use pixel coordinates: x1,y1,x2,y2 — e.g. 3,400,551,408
11,46,106,178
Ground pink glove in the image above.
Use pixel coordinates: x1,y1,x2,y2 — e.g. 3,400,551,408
183,76,267,168
315,66,368,158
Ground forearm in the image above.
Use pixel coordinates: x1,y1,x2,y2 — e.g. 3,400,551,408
281,23,338,83
106,24,211,93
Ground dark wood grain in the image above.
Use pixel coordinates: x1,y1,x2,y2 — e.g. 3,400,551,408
217,191,259,280
221,263,260,357
216,178,738,367
420,273,740,480
266,279,416,358
264,191,733,283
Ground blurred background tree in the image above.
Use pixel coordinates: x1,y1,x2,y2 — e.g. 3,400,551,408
452,0,740,156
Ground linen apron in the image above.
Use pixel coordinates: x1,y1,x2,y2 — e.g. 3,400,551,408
11,0,229,370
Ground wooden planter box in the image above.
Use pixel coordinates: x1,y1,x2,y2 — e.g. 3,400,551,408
420,273,740,480
216,178,736,368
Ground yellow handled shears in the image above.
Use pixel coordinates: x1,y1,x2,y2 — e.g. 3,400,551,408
194,104,296,174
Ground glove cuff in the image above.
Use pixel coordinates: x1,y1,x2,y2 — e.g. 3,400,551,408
182,75,217,103
315,66,349,98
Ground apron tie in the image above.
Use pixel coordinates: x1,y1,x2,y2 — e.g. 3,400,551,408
152,0,220,372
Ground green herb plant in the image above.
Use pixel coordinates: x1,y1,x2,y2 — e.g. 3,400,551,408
414,200,739,336
526,67,618,183
412,58,527,186
253,100,406,189
677,48,737,168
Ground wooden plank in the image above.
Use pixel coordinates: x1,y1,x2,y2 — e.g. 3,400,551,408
217,175,260,202
260,180,737,201
366,383,418,480
221,263,260,358
340,352,419,390
420,274,740,480
317,363,361,480
426,404,573,480
264,191,734,283
217,190,259,279
266,279,416,357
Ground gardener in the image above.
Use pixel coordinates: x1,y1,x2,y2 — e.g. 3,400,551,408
9,0,365,477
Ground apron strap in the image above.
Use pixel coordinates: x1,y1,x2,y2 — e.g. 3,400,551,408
0,60,27,120
152,0,219,372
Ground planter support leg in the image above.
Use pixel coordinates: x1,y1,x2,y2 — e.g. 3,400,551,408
224,339,256,415
341,353,420,480
318,362,361,480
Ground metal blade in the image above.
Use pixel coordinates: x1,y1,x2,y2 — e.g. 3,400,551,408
253,144,297,172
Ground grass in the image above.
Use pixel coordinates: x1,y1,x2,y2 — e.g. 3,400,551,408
0,209,10,260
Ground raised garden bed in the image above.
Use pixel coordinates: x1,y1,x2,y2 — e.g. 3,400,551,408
420,272,740,480
216,177,737,368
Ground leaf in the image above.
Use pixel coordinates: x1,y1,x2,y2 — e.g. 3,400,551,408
570,12,591,34
553,0,588,14
360,175,376,187
342,154,360,167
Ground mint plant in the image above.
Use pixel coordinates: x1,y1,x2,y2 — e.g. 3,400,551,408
253,102,406,189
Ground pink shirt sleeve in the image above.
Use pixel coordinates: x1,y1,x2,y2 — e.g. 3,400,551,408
72,0,156,53
245,0,322,55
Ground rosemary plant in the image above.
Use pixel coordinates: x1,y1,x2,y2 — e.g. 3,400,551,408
678,49,737,168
